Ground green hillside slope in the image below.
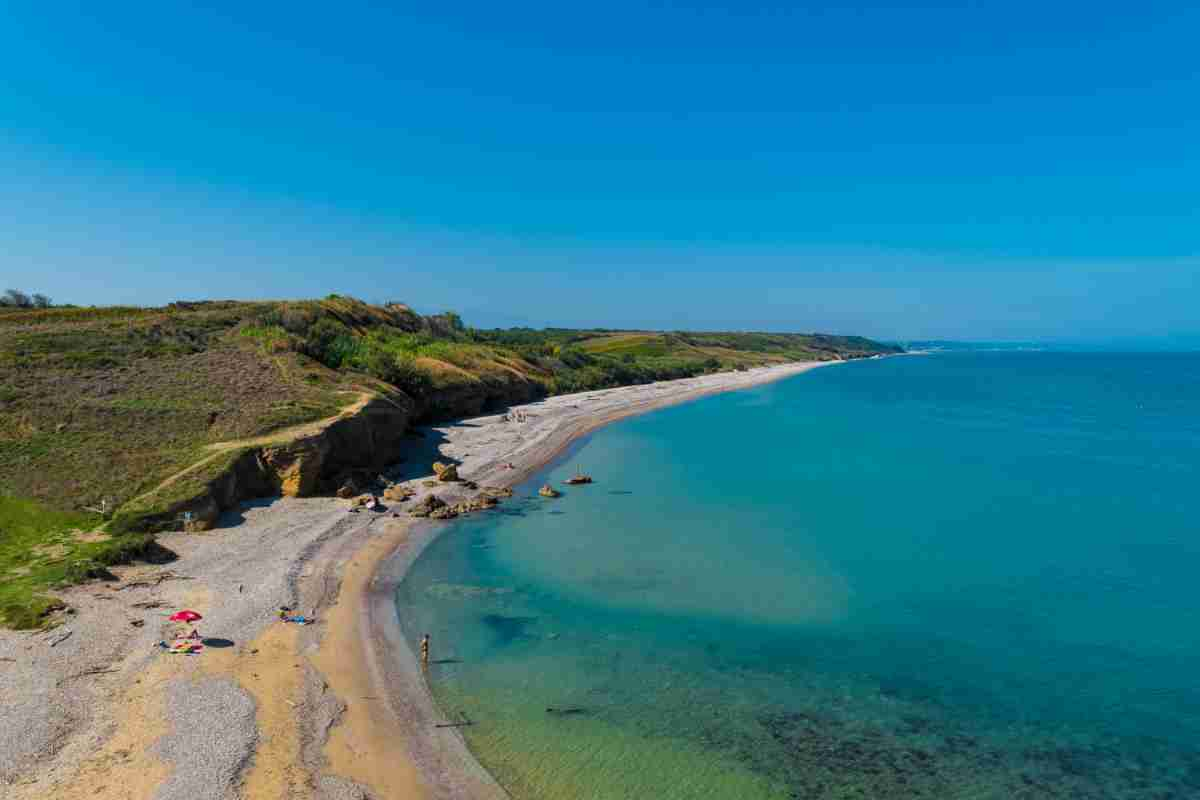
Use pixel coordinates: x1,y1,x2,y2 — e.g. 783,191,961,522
0,295,899,627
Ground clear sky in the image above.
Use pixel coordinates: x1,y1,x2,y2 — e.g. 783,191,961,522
2,2,1197,342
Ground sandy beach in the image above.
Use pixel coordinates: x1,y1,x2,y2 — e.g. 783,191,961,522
0,361,831,800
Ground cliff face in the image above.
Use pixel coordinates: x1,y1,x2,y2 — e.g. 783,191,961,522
418,371,543,420
135,371,546,533
142,396,415,531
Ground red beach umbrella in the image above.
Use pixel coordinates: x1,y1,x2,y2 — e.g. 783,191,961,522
169,610,203,623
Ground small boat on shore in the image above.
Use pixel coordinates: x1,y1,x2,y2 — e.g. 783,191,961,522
538,484,561,498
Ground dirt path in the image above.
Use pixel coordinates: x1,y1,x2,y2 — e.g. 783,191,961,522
122,390,373,512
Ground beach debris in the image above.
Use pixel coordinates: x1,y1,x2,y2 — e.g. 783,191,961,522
432,462,460,482
130,619,145,627
62,667,119,682
538,484,561,498
353,495,383,512
112,570,192,591
48,630,73,647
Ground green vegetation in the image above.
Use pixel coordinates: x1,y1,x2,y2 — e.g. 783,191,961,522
465,328,897,393
0,495,156,628
0,295,898,626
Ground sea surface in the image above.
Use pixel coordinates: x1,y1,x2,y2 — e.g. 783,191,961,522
396,352,1200,799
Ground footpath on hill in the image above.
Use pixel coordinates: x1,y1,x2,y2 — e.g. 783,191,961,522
121,390,377,512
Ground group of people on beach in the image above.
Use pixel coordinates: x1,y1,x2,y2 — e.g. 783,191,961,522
503,410,529,423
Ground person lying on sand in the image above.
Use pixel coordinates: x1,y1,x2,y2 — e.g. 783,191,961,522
278,607,314,625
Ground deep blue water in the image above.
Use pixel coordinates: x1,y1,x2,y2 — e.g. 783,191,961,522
397,352,1200,798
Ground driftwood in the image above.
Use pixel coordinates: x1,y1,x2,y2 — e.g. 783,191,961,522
61,667,118,682
48,631,73,647
112,572,193,591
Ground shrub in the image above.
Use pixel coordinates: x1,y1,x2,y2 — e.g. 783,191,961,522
364,350,433,400
303,318,355,368
426,311,465,337
279,307,315,335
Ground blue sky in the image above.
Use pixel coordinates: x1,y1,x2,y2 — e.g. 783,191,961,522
1,2,1197,342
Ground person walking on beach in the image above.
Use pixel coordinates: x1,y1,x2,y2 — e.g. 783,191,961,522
421,633,430,666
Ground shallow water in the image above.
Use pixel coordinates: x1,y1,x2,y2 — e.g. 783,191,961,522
396,352,1200,798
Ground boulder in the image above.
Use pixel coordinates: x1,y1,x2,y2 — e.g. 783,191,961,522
382,485,414,502
409,494,447,518
447,494,501,516
432,462,460,482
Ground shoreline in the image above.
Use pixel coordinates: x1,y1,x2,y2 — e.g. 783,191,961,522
339,360,836,798
0,359,838,800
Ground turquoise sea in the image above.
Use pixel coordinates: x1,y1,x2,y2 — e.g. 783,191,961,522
396,352,1200,798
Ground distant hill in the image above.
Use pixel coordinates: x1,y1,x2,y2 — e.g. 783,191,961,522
0,295,898,627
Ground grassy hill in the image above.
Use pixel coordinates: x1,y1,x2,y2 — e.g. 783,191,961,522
0,296,899,627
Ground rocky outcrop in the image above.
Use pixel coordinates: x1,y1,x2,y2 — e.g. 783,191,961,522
141,395,415,532
409,494,447,518
262,434,331,497
319,397,413,480
382,484,414,503
418,372,542,421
